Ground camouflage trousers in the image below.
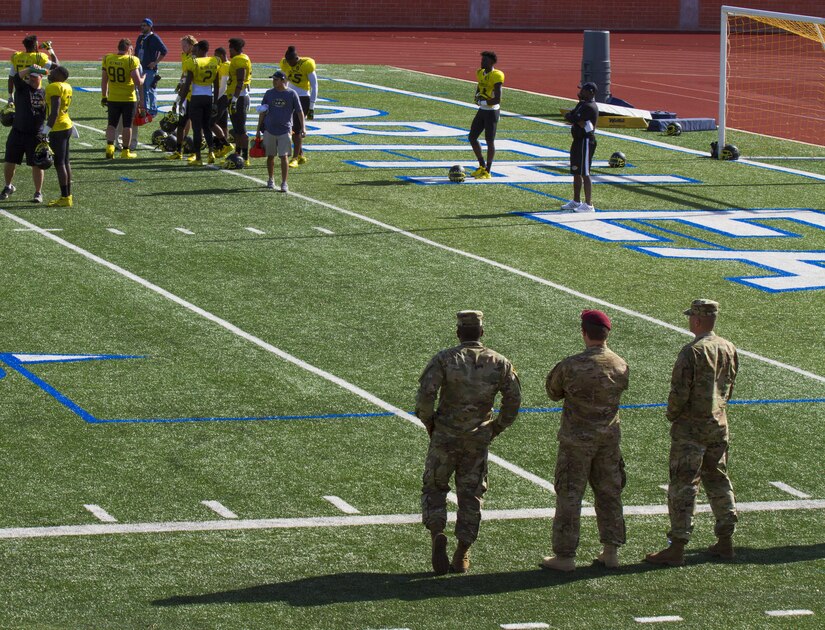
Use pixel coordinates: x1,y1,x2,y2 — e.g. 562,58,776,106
552,437,626,557
421,431,489,545
667,435,737,542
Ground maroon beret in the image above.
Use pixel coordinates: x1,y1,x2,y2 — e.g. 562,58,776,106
581,309,611,330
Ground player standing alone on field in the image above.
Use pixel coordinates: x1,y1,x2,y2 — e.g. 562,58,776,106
280,45,317,169
469,51,503,180
561,82,598,213
44,65,74,207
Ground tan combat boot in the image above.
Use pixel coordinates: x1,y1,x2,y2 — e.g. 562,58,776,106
540,555,576,572
708,536,735,559
431,531,450,575
595,544,619,568
644,540,686,567
450,541,471,573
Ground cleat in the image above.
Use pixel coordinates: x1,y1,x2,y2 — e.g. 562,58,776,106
32,192,43,203
471,166,487,178
475,169,491,179
187,157,203,166
217,145,234,158
266,179,275,189
560,200,580,211
46,195,73,207
166,151,182,160
105,146,115,159
431,532,449,575
296,155,308,165
0,184,16,200
540,556,576,572
207,151,216,164
288,158,299,168
574,202,595,213
121,149,137,159
280,182,289,193
244,159,251,168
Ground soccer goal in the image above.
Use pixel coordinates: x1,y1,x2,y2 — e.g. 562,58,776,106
719,6,825,157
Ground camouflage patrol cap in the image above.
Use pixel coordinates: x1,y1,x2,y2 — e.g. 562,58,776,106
684,299,719,317
456,310,483,327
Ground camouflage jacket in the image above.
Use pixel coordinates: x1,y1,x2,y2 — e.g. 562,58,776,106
546,345,629,442
415,341,521,438
667,332,738,429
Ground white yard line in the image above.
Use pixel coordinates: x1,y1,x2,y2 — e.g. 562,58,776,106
765,610,814,617
634,616,683,624
313,226,335,235
106,228,125,236
1,498,822,540
13,227,62,232
200,500,238,519
447,492,458,505
83,504,117,523
175,227,194,235
245,227,266,235
769,482,811,499
501,623,550,629
323,495,361,514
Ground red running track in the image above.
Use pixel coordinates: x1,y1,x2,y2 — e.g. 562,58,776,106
0,29,721,118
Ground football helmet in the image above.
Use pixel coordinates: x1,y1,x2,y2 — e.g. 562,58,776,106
448,165,466,182
32,141,54,170
222,153,245,169
608,151,626,168
158,111,180,133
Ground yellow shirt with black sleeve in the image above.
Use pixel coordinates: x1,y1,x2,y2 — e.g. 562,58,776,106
217,60,230,98
184,56,220,97
45,81,72,131
226,53,252,97
279,57,316,92
102,53,140,102
10,51,51,75
475,68,504,111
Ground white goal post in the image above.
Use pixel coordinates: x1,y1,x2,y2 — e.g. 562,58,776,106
719,5,825,157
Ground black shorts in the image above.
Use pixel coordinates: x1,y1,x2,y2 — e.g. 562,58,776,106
49,128,72,166
4,128,39,166
570,136,597,176
107,101,137,129
229,93,250,135
469,108,499,141
291,95,311,132
210,94,228,126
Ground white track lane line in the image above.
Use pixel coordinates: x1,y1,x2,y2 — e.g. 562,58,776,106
769,482,811,499
2,499,822,540
200,500,238,519
83,504,117,523
634,616,683,624
765,610,814,617
0,209,557,495
323,496,361,514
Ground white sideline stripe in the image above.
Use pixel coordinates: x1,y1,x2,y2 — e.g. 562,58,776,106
659,484,669,492
200,500,238,519
107,228,125,236
2,499,822,540
501,623,549,629
769,481,811,499
323,495,361,514
13,227,62,232
83,504,117,523
245,227,266,235
765,610,814,617
634,616,683,624
0,209,557,497
175,227,194,235
447,492,458,505
79,142,93,147
313,226,335,235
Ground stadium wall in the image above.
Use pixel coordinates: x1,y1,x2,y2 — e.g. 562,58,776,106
1,0,822,28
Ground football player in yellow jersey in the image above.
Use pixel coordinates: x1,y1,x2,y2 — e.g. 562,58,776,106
8,35,59,100
43,65,74,207
226,37,252,164
165,35,197,160
469,51,504,179
280,45,317,168
101,38,144,159
177,40,219,166
210,47,233,158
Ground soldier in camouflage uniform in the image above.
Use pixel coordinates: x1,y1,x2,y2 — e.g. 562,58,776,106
646,299,739,567
540,309,629,572
416,310,521,575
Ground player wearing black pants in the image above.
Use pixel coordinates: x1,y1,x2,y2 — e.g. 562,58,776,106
561,82,599,213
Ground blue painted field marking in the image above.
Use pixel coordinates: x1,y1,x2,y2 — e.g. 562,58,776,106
1,352,823,425
120,177,136,183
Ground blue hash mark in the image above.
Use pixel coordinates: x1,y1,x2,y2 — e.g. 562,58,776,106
1,352,823,425
120,177,137,183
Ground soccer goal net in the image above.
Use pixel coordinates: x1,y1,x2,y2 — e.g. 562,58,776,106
719,6,825,157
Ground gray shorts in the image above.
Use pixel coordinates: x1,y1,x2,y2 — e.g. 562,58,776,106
263,131,292,157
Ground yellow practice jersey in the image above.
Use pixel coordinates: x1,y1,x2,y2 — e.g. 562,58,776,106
45,81,73,131
184,56,220,88
10,50,50,75
217,60,230,97
476,67,504,102
279,56,316,91
102,53,140,102
226,53,252,96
